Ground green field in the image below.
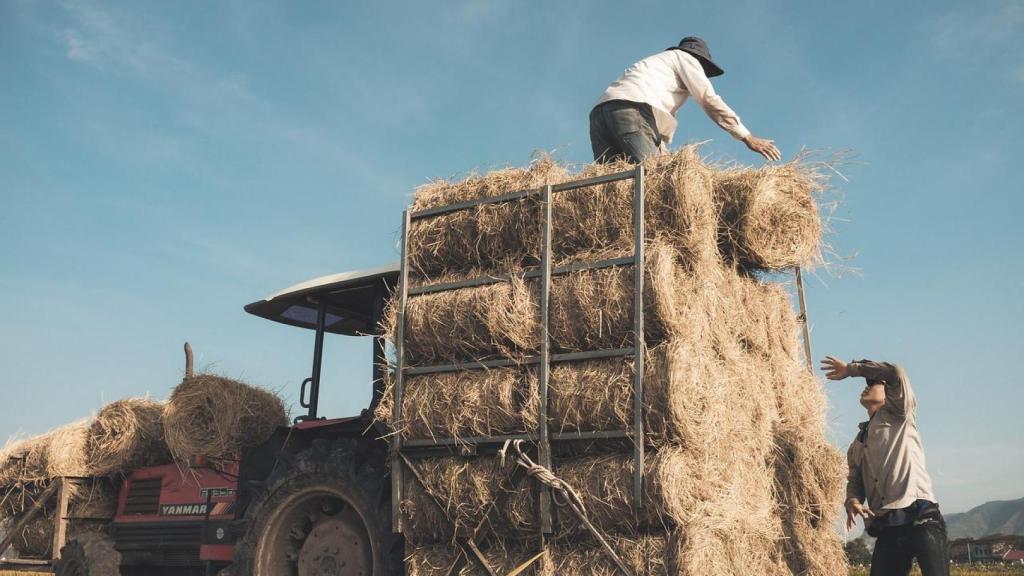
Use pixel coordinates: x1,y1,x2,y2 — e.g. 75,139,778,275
851,567,1024,575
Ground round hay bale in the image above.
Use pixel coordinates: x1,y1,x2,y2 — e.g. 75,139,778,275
547,241,687,352
68,479,119,520
44,420,90,478
408,156,568,281
566,145,717,270
375,367,539,442
551,533,669,576
1,485,28,518
713,162,823,271
163,375,288,462
11,510,53,559
397,239,691,365
406,540,553,576
86,398,169,476
772,438,847,576
406,146,720,284
400,455,537,545
406,534,669,576
0,434,52,485
0,421,89,486
378,267,780,459
399,275,539,365
400,448,745,546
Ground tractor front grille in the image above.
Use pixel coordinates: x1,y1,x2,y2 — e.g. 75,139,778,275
113,522,203,566
123,477,162,515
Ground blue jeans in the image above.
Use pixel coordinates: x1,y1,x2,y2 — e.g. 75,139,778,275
589,100,661,164
870,510,950,576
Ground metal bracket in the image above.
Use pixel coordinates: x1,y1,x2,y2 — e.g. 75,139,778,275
795,266,813,371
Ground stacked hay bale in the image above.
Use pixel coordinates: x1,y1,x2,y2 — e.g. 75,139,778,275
0,374,286,559
0,404,159,559
163,374,289,463
376,146,846,575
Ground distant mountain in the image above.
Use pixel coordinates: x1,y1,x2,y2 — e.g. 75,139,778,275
945,498,1024,539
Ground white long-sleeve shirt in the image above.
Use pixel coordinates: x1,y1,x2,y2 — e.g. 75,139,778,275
596,49,751,145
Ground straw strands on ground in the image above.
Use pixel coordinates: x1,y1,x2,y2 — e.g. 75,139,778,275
163,374,289,462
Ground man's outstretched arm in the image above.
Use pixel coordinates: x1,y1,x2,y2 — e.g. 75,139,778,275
676,53,781,161
821,357,914,415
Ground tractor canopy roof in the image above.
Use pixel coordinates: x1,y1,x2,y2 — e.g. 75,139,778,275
244,262,398,336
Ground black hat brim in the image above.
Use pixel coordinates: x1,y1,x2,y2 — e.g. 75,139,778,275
667,46,725,77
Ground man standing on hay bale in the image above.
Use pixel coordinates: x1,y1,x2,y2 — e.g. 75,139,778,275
590,36,782,163
821,356,950,576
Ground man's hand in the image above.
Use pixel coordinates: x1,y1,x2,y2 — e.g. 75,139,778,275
845,498,875,531
742,134,782,161
821,356,851,380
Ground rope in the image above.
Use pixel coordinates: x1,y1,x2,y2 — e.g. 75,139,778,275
499,440,636,576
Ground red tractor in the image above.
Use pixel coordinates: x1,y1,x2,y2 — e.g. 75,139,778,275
55,263,402,576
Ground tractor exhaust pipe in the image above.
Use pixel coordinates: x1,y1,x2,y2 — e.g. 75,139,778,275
184,341,194,379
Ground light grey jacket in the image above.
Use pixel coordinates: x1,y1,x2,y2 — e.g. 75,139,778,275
846,361,937,512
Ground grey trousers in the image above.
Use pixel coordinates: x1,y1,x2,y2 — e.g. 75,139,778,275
589,100,662,164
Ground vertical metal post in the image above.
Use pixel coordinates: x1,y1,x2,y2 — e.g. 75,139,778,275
371,295,386,408
308,300,327,419
51,477,71,561
202,488,215,576
391,210,411,533
538,185,554,534
631,165,645,511
795,266,813,371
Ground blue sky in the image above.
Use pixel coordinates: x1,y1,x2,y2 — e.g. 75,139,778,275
1,0,1021,519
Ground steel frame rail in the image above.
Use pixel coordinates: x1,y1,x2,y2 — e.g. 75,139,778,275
391,167,647,551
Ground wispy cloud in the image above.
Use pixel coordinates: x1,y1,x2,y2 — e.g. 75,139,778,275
49,1,386,182
924,1,1024,61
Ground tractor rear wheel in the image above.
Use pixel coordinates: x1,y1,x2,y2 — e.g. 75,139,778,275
232,438,401,576
54,532,122,576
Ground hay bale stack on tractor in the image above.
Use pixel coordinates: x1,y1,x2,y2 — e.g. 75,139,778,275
1,146,845,575
376,146,846,575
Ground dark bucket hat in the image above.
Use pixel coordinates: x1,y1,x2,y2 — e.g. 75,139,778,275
667,36,724,77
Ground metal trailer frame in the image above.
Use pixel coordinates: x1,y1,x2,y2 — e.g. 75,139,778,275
0,477,93,571
389,166,647,571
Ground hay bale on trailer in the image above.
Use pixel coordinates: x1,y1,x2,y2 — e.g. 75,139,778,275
394,241,703,365
713,163,824,271
0,435,51,487
407,147,824,282
66,479,119,520
0,421,90,488
85,398,169,476
376,338,776,454
9,510,54,559
163,374,289,462
408,147,718,283
406,533,670,576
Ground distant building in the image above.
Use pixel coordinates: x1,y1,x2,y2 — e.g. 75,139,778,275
1004,549,1024,564
950,535,1024,564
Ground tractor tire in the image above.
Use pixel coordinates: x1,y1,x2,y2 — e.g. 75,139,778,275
54,532,122,576
232,438,402,576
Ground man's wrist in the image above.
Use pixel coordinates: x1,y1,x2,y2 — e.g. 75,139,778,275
846,362,860,377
